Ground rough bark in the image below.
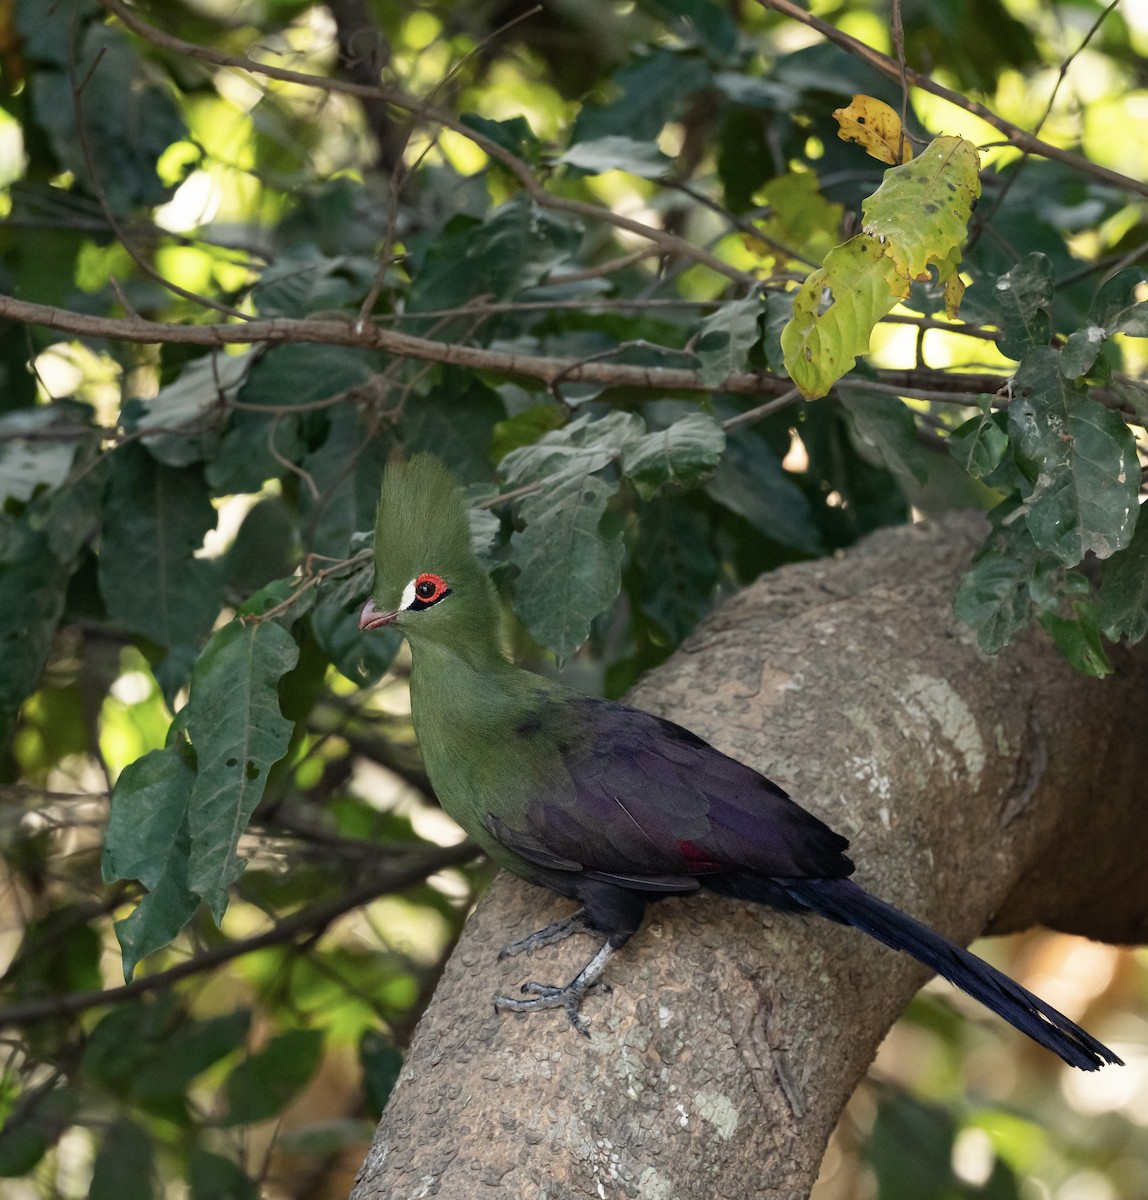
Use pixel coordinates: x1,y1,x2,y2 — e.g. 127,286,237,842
351,512,1148,1200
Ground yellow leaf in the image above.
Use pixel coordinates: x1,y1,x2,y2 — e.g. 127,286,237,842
832,95,913,165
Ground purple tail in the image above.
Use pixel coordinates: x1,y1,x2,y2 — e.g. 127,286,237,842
711,873,1120,1070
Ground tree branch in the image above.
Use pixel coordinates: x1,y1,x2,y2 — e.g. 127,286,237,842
0,292,1016,403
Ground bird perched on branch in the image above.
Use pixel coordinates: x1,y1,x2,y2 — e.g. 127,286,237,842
359,454,1120,1070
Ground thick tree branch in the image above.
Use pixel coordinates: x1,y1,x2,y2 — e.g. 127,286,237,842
352,513,1146,1200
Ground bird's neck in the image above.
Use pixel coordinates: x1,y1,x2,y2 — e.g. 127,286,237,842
407,635,531,723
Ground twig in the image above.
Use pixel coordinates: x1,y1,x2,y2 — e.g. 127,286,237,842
753,0,1148,200
100,0,756,286
0,842,480,1028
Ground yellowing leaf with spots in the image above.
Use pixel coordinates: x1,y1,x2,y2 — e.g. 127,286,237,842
781,235,907,399
862,135,981,280
781,134,980,399
833,95,913,165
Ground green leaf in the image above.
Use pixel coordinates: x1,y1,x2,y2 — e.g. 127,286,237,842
360,1031,404,1117
89,1117,155,1200
25,17,185,215
559,136,673,178
1059,326,1107,379
104,743,201,979
0,519,71,750
222,1029,324,1126
131,1011,251,1099
111,809,198,980
704,429,821,554
1009,348,1139,562
953,512,1040,654
407,198,581,324
0,1085,77,1177
104,746,195,888
98,446,222,702
460,113,541,163
300,403,389,558
992,253,1053,359
694,295,764,386
623,412,726,499
501,410,645,484
512,469,624,662
571,49,712,142
645,0,738,57
185,613,300,922
1038,602,1112,679
188,1149,260,1200
0,408,79,503
1089,267,1148,337
839,391,928,486
634,498,719,641
399,374,504,483
250,246,379,318
1098,510,1148,644
138,351,253,467
948,404,1009,479
310,590,399,687
500,412,641,659
490,405,568,462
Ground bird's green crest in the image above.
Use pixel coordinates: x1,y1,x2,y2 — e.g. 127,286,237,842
374,454,473,590
369,455,501,659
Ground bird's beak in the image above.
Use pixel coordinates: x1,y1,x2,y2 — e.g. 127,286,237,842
359,597,397,631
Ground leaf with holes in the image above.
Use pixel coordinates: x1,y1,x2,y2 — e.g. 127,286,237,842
1008,347,1139,563
781,235,906,399
833,94,913,165
861,135,981,281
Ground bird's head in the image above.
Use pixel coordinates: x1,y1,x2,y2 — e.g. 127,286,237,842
360,455,501,660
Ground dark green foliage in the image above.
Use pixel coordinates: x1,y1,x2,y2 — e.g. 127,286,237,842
868,1090,1021,1200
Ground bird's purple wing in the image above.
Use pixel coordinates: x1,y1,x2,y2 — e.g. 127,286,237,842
504,696,853,889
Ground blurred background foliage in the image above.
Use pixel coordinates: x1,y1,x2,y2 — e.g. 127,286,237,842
0,0,1145,1197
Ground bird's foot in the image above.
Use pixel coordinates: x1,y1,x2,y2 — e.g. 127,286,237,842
494,979,605,1036
498,909,592,960
493,936,622,1037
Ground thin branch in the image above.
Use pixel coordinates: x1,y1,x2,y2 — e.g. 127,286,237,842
0,292,794,397
754,0,1148,200
0,841,480,1028
100,0,755,286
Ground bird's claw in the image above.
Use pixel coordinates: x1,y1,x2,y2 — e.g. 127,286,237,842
493,980,602,1036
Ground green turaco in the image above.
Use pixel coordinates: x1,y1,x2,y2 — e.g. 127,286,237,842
358,454,1119,1068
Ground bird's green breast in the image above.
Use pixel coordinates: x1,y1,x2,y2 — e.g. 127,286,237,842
407,641,570,870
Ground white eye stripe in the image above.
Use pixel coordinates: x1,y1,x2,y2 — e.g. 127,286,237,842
399,579,417,611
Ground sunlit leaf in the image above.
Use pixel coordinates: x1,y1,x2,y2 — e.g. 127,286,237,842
833,93,913,164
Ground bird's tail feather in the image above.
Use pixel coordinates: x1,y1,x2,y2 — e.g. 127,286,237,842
721,873,1120,1070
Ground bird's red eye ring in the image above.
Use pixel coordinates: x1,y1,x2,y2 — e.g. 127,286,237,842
410,572,450,608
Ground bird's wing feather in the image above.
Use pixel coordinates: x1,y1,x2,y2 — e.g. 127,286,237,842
513,696,853,885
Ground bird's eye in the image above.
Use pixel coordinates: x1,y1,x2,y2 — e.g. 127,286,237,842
405,572,450,610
